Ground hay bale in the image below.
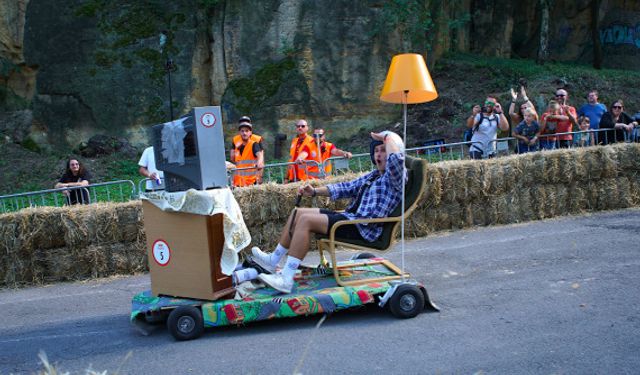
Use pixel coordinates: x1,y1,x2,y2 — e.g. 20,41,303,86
555,183,569,215
502,158,521,192
616,143,640,174
557,150,577,184
522,152,545,186
424,164,443,207
463,162,484,202
542,150,562,184
629,174,640,205
616,177,633,208
114,201,144,243
567,182,588,214
470,199,489,226
529,185,547,219
439,162,465,204
518,188,535,222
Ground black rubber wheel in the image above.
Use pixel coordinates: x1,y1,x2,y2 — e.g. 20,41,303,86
351,252,376,260
388,284,425,319
167,306,204,341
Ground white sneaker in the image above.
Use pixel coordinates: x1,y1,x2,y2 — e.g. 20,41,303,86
250,246,276,274
258,273,294,294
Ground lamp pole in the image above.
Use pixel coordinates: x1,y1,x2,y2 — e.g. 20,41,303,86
165,57,175,121
159,31,174,121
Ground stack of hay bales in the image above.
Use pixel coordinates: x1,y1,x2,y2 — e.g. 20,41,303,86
0,201,145,287
1,144,638,288
410,143,640,237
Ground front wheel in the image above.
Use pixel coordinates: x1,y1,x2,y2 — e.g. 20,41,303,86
167,306,204,341
388,285,425,319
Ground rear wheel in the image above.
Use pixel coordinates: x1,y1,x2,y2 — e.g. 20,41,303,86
388,285,425,319
167,306,204,341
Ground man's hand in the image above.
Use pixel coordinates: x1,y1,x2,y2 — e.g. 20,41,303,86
298,184,315,197
494,102,504,114
472,105,481,116
343,151,352,159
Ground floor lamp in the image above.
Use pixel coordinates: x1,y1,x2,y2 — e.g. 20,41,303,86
380,53,438,279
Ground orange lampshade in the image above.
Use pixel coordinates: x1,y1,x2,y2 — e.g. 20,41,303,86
380,53,438,104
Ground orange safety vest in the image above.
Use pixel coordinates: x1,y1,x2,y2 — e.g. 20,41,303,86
287,134,315,182
306,141,334,179
232,134,262,187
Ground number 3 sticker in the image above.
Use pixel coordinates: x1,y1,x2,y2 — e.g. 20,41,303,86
152,239,171,266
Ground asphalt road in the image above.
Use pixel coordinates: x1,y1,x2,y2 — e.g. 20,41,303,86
1,208,639,374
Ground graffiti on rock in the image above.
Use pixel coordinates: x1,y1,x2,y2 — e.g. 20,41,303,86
599,23,640,48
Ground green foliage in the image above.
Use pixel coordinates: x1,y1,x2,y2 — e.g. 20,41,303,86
74,1,187,85
227,58,297,113
21,137,41,153
372,0,469,53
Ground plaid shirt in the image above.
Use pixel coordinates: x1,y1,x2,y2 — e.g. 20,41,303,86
326,152,406,242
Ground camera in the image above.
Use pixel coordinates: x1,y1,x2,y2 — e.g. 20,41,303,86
518,78,527,88
481,106,489,113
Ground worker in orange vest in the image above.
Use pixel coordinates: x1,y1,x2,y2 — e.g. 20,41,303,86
306,128,352,179
286,119,315,183
230,116,264,187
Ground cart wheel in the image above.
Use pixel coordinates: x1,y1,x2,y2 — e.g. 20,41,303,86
167,306,204,341
351,252,376,260
388,285,425,319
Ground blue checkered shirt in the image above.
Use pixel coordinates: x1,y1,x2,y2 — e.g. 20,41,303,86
326,152,406,242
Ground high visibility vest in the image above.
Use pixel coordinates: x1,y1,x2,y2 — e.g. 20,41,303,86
232,134,262,187
306,141,334,179
287,134,314,182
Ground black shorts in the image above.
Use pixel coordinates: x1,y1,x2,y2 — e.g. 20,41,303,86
320,209,365,241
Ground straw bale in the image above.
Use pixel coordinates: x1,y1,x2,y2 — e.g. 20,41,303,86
542,150,562,184
522,152,545,186
439,162,465,204
587,146,619,179
629,174,640,205
529,185,547,219
616,177,633,208
470,199,489,226
616,143,640,173
567,182,588,214
502,158,521,192
557,150,577,184
485,160,505,196
432,202,464,231
424,164,443,207
570,150,589,181
518,188,535,222
114,201,144,243
463,162,484,202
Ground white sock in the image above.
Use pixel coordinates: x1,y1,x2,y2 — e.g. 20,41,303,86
281,256,301,281
270,243,288,266
233,268,258,284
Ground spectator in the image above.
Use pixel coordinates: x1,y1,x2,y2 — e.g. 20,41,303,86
252,131,405,294
230,116,264,187
573,116,595,147
508,86,539,124
553,89,578,148
465,97,509,159
577,90,607,137
55,158,92,205
513,108,541,153
286,119,315,183
138,146,164,191
599,100,638,144
540,100,561,150
306,128,352,179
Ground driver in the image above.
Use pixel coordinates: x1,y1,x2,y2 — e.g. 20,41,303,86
250,131,406,294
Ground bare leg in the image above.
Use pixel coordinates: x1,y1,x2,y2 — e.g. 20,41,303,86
287,213,329,259
279,208,320,247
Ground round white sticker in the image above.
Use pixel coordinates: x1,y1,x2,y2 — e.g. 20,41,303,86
152,239,171,266
200,112,217,128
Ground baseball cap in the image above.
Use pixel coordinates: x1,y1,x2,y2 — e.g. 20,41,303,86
238,116,252,130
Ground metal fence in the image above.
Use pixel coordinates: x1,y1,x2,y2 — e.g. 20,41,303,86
0,180,136,214
3,127,638,213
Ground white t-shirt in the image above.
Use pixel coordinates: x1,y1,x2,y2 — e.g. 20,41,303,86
470,113,501,156
138,146,164,190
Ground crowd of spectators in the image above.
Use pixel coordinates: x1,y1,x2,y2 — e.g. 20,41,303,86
467,86,639,156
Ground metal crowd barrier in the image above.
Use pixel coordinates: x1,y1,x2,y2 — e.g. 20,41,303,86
0,180,136,214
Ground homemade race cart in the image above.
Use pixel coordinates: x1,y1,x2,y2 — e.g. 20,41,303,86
131,156,438,341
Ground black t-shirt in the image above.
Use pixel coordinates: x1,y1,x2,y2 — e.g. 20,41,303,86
59,170,93,205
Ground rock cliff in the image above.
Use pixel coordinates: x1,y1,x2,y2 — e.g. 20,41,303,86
0,0,639,155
